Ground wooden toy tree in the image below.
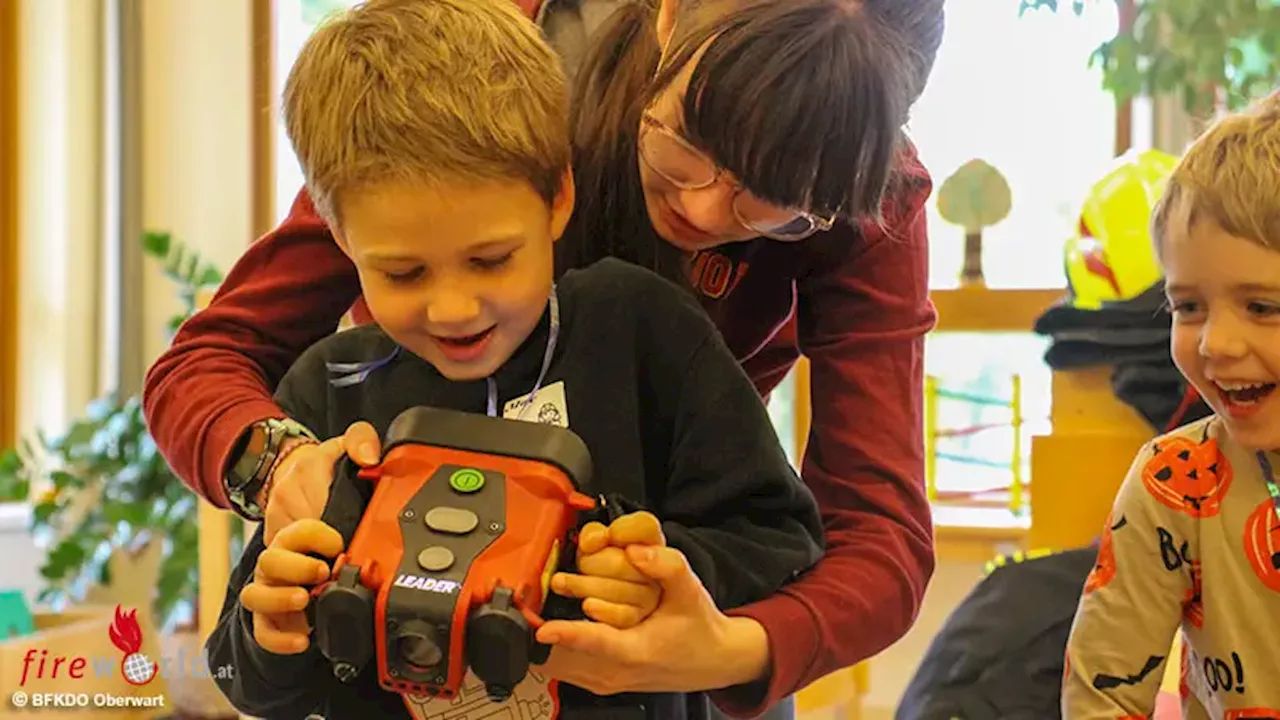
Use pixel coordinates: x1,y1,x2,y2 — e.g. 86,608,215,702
936,159,1012,287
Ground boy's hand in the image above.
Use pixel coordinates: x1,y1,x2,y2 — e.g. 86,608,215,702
551,511,666,629
263,421,381,545
241,518,344,655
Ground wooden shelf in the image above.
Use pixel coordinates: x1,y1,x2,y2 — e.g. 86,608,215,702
1028,366,1153,550
935,518,1029,563
930,287,1065,333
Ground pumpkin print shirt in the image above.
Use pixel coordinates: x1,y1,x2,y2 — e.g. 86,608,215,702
1063,415,1280,720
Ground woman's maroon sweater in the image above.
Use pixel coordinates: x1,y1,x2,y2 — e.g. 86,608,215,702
142,147,938,715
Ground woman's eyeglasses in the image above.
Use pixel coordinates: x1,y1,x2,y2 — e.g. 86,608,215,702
638,113,835,241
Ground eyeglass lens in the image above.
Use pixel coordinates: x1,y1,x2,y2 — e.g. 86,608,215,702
640,123,815,239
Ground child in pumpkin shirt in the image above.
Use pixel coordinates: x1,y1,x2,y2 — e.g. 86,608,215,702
1062,91,1280,718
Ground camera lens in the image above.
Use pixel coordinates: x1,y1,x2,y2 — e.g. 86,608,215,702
395,620,442,669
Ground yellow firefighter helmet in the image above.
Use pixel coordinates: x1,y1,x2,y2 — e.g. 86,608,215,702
1064,149,1177,309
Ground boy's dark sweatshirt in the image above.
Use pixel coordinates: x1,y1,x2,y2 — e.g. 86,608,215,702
207,258,825,720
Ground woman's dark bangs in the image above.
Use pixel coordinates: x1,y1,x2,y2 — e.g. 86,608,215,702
681,4,911,218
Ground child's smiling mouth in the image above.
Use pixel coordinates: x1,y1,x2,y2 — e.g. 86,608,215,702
430,327,495,363
1213,379,1277,418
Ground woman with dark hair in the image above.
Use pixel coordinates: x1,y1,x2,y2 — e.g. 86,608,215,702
143,0,945,717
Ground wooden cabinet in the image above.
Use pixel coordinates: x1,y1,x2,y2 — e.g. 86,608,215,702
1029,367,1151,550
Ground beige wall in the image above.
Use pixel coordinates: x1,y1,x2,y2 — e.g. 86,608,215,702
139,0,255,367
15,0,104,439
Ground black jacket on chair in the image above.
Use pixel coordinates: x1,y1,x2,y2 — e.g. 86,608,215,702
895,547,1100,720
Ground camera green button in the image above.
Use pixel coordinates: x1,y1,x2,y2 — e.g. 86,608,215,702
449,468,485,493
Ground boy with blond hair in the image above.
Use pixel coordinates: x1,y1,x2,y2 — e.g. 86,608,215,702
205,0,823,718
1063,92,1280,718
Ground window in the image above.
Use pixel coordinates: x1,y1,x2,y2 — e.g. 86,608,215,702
925,332,1052,515
909,0,1120,291
14,1,114,442
272,0,360,224
906,3,1124,524
766,372,800,467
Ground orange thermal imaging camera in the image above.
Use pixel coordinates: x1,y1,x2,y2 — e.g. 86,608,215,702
310,406,597,702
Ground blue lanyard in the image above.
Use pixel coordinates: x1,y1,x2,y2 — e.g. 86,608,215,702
1258,451,1280,524
486,286,559,420
327,286,560,416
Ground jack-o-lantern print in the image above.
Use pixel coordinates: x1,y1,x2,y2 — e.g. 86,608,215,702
1182,559,1203,628
1085,513,1124,594
1242,497,1280,593
1141,434,1233,518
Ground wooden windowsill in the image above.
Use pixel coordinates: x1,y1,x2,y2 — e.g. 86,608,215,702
933,505,1030,562
931,287,1065,333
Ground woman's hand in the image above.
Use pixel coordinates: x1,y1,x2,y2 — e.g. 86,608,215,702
262,421,381,545
535,544,772,695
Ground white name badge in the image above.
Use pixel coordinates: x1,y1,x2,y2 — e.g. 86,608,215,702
502,380,569,428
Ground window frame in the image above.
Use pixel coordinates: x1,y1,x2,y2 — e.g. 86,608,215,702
1,0,20,449
253,0,275,239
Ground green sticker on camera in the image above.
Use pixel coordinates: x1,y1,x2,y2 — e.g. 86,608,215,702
449,468,485,493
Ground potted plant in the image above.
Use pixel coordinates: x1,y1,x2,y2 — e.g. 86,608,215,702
0,231,241,717
1021,0,1280,115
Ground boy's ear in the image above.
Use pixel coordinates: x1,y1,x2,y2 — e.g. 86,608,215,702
549,167,576,243
329,220,355,259
656,0,679,52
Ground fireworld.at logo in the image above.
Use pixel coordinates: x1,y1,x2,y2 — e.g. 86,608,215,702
18,604,233,687
108,605,157,685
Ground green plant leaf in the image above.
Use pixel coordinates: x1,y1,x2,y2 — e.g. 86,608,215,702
31,499,59,527
0,447,20,472
1035,0,1280,114
0,230,223,625
141,231,171,258
42,539,88,579
50,470,80,491
0,448,31,502
0,479,29,503
198,266,224,285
